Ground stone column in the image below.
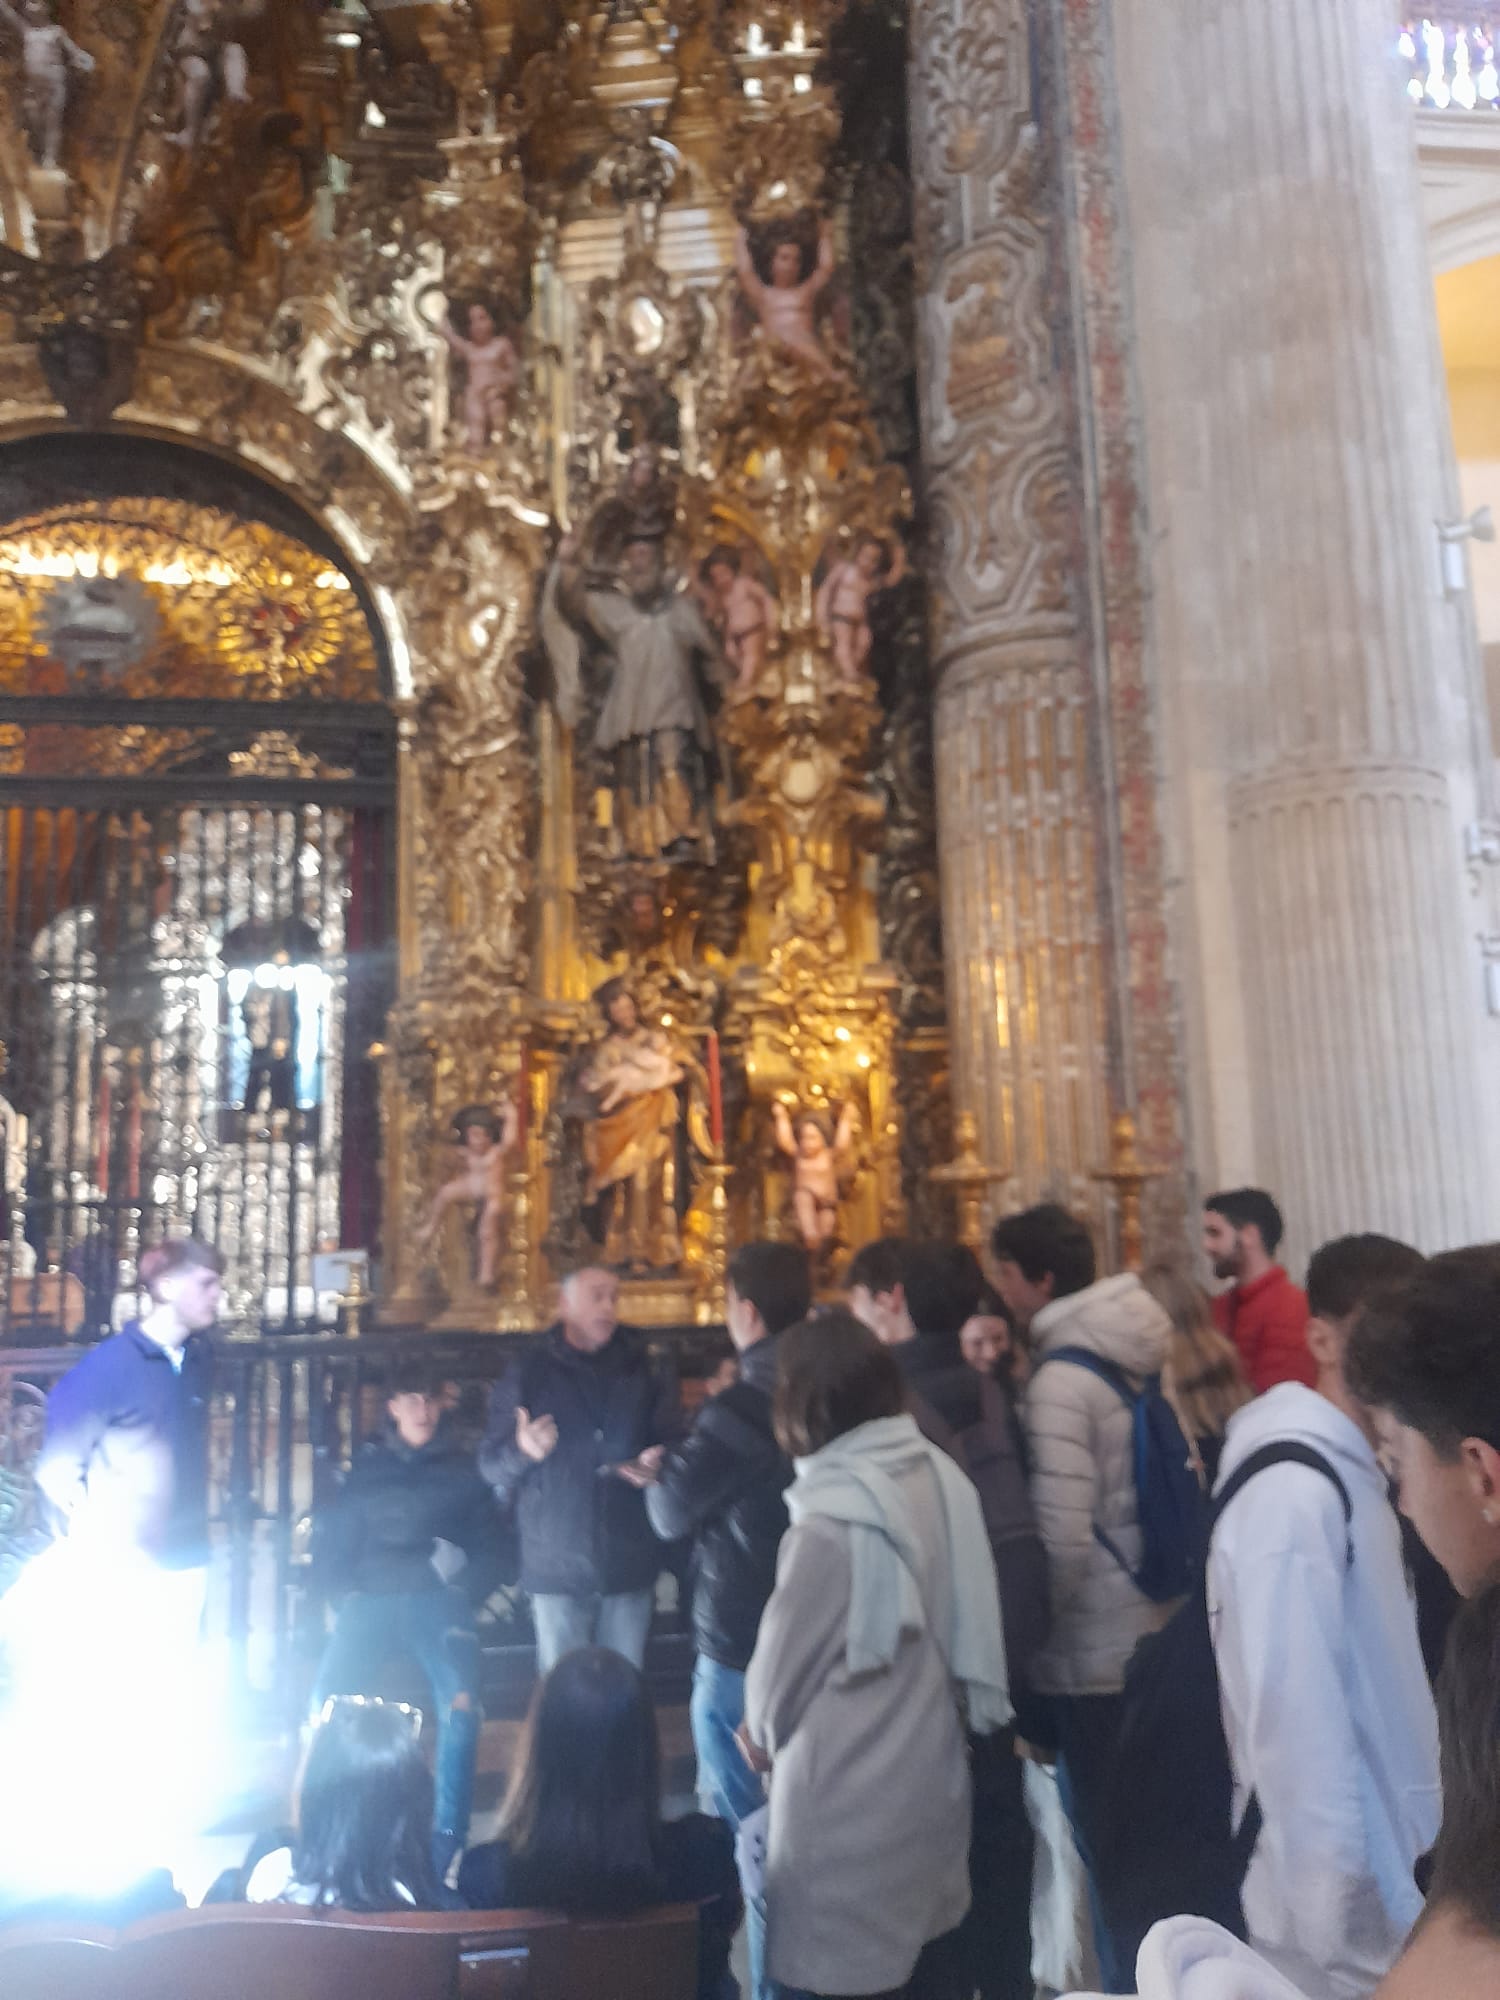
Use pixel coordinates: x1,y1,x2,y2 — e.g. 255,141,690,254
909,0,1116,1222
1110,0,1500,1256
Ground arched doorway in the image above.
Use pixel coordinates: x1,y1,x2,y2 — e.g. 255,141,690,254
0,435,396,1339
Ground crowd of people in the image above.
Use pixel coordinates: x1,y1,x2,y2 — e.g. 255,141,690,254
8,1197,1500,2000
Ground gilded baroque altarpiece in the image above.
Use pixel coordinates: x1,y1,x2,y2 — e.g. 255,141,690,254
0,0,974,1326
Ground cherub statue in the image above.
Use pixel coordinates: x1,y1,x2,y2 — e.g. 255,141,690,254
166,0,258,155
697,544,779,691
0,0,94,173
443,299,520,453
773,1099,860,1253
815,533,908,683
734,220,836,378
416,1101,520,1291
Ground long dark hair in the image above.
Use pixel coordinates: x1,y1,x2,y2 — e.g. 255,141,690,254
498,1648,664,1914
291,1701,446,1911
773,1308,905,1458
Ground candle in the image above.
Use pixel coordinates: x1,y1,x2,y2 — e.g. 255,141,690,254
96,1070,112,1194
125,1056,143,1203
706,1030,724,1151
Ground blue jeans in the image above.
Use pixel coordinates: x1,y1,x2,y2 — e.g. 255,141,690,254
529,1586,654,1674
315,1587,481,1851
691,1655,768,2000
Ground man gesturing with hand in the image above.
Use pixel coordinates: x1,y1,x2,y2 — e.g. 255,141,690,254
481,1264,682,1673
515,1406,560,1465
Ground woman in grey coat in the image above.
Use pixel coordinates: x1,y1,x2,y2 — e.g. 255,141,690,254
741,1311,1010,2000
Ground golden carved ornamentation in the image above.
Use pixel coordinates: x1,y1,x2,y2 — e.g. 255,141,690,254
0,242,170,425
931,1110,1009,1257
694,347,912,1260
228,732,353,783
0,497,380,702
0,0,976,1335
375,472,544,1325
1092,1110,1160,1274
426,105,538,326
579,231,704,476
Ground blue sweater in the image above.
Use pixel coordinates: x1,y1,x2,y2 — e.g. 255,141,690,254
35,1323,211,1566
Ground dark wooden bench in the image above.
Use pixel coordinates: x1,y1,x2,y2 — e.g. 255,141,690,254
0,1899,701,2000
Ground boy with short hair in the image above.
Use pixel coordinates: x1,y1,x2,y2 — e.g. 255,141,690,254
992,1203,1174,1993
1208,1235,1440,1998
643,1240,810,2000
313,1360,505,1874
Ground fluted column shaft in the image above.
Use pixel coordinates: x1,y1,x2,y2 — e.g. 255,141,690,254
1113,0,1500,1255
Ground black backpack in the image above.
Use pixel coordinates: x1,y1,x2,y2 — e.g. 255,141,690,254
1097,1441,1353,1965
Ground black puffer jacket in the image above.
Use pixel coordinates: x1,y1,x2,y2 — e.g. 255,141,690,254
313,1420,507,1605
893,1331,1050,1692
480,1325,681,1598
645,1335,790,1671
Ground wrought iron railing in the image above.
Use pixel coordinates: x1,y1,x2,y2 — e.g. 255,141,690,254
0,1326,718,1725
1404,17,1500,109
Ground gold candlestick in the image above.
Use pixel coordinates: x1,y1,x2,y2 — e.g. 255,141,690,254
931,1111,1009,1257
338,1259,371,1340
1092,1110,1158,1273
694,1159,732,1326
499,1163,535,1332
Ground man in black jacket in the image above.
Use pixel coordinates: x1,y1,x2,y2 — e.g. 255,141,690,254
847,1237,1048,1676
641,1239,809,2000
312,1358,505,1871
480,1264,681,1673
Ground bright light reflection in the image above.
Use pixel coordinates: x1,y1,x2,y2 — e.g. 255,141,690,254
0,548,243,588
0,1540,230,1907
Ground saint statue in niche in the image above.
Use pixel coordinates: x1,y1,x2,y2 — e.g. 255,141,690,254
588,447,676,564
815,532,907,683
442,297,520,453
734,217,839,377
416,1102,520,1292
0,0,94,173
696,543,779,692
773,1099,860,1253
542,525,724,864
575,980,685,1271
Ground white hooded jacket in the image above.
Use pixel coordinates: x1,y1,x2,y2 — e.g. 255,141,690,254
1208,1385,1440,2000
1024,1273,1175,1695
1066,1915,1315,2000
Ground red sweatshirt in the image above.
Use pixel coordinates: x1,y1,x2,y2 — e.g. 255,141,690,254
1212,1265,1315,1394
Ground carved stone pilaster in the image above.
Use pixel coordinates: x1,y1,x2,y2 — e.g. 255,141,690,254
909,0,1114,1229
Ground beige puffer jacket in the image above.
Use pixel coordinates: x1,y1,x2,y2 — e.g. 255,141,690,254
1023,1273,1175,1697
